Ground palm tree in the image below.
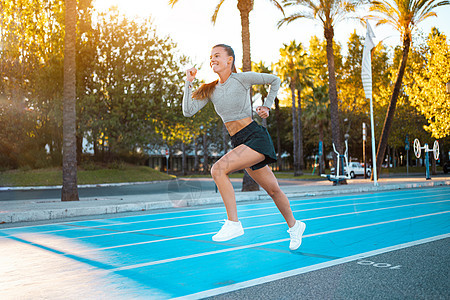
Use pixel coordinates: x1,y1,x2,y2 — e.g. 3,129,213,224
368,0,449,179
62,0,79,201
304,85,330,174
169,0,284,191
276,41,308,176
295,59,312,172
252,61,271,127
279,0,359,169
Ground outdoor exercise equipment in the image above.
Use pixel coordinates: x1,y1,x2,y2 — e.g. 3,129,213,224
413,138,439,180
322,140,350,185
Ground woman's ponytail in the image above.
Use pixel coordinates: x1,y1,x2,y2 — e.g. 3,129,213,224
192,80,219,100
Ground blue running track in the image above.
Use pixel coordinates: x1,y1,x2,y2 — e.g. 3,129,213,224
0,187,449,299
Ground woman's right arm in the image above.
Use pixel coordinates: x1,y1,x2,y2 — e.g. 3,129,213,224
183,67,209,117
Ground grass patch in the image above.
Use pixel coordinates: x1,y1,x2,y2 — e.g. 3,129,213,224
379,166,442,174
0,165,174,187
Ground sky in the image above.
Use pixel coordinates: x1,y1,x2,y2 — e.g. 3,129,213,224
93,0,450,82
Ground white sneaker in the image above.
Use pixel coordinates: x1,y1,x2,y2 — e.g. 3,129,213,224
212,219,244,242
287,221,306,250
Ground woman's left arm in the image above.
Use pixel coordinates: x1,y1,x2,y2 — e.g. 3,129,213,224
239,72,281,110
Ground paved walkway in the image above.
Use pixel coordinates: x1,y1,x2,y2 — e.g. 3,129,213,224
1,175,449,224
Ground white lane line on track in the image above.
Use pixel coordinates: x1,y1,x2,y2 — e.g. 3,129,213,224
2,193,447,242
58,196,449,241
110,210,450,271
69,198,450,253
57,189,450,228
2,187,448,233
172,233,450,300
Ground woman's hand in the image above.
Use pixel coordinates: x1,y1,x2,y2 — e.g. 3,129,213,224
186,67,197,82
256,106,270,119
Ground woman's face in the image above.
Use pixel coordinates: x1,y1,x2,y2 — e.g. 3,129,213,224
210,47,233,74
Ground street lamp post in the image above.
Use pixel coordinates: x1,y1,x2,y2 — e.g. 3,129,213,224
363,123,367,179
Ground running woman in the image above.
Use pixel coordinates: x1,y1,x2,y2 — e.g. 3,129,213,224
183,44,306,250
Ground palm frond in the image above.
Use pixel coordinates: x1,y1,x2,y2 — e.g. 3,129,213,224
413,0,449,24
168,0,178,7
269,0,286,15
369,0,450,38
211,0,226,25
277,13,310,28
368,0,402,32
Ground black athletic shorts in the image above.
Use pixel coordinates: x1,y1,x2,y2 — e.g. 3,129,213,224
230,121,277,170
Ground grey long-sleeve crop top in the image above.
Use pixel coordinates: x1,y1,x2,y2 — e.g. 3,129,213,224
182,72,281,123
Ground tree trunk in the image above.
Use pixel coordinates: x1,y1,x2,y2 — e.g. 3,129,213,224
275,97,282,171
62,0,79,201
432,153,437,175
296,88,304,175
93,130,99,159
203,132,209,174
193,136,199,172
324,26,342,169
291,83,298,175
182,142,187,175
76,132,82,165
374,36,411,180
319,123,324,175
239,0,259,191
238,0,253,72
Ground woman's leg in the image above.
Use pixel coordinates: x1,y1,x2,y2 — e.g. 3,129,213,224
211,144,265,221
245,166,296,227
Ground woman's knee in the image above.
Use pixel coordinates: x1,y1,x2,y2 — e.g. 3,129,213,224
211,162,227,179
266,185,283,198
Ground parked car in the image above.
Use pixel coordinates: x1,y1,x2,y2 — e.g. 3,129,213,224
331,162,371,178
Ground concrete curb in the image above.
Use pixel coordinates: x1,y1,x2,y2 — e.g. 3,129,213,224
0,180,449,224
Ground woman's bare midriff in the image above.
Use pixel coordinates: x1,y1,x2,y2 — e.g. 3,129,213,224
225,117,253,136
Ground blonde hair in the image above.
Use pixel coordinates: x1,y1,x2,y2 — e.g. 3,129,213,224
192,44,237,100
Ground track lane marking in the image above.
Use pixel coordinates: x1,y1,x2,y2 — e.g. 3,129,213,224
57,196,449,240
2,187,448,234
110,211,450,271
172,233,450,300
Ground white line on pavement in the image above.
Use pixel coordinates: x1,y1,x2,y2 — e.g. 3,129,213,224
110,211,450,271
69,199,449,253
172,233,450,300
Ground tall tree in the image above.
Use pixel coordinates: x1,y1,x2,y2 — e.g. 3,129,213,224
169,0,284,191
62,0,79,201
83,8,188,161
405,28,450,139
276,41,309,176
279,0,358,169
304,85,330,174
368,0,449,179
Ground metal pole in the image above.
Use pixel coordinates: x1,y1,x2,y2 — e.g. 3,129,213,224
406,149,409,176
166,158,169,175
425,144,430,180
369,96,378,186
363,123,366,179
165,149,169,175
